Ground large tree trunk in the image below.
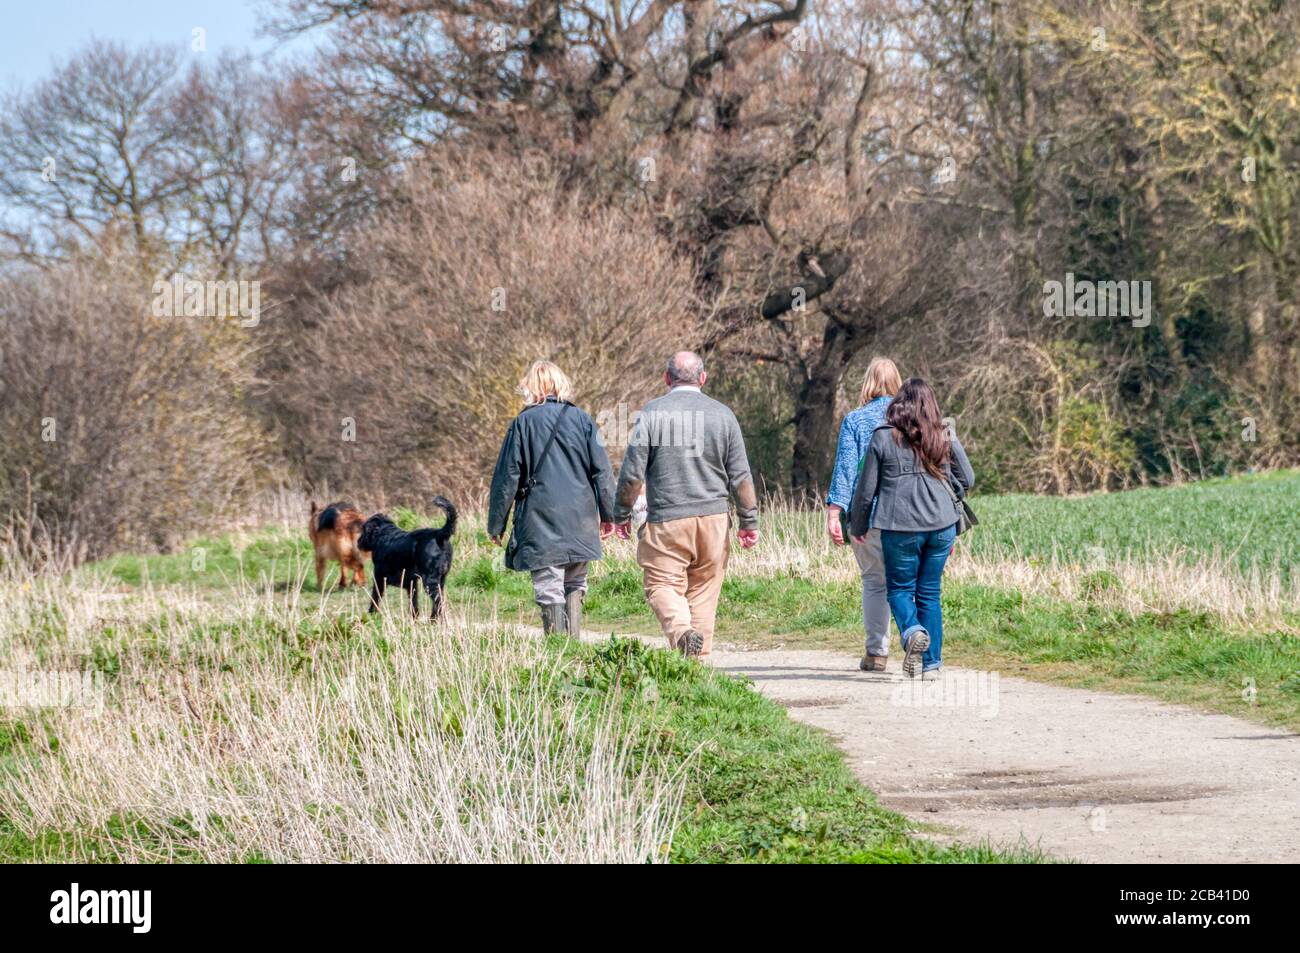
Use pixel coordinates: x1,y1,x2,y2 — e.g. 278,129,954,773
789,316,868,497
1143,179,1188,382
1244,253,1279,391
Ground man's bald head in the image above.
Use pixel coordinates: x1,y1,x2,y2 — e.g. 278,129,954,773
665,351,706,387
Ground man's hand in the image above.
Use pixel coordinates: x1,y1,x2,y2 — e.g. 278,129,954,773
850,534,867,545
826,506,844,546
737,528,759,549
599,521,614,539
489,535,504,547
614,522,632,540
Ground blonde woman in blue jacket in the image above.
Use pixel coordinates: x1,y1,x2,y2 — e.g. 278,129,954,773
825,358,901,673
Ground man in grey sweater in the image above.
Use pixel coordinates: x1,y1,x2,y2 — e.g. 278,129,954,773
614,351,759,657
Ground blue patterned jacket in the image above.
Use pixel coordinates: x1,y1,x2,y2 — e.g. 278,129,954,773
825,396,892,512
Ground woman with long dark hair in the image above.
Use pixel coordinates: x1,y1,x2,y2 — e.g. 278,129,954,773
849,378,974,679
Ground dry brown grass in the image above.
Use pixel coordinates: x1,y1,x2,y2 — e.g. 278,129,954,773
0,557,686,863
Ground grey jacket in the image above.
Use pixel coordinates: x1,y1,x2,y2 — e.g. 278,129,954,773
614,387,759,530
848,426,975,535
487,398,616,571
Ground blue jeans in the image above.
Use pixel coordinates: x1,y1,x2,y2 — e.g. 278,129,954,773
880,525,957,672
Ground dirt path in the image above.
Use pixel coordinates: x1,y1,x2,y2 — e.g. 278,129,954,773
706,646,1300,863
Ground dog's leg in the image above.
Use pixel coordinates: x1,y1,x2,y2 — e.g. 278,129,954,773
314,555,325,591
353,560,366,588
426,581,444,622
338,563,349,589
408,582,420,619
369,577,385,613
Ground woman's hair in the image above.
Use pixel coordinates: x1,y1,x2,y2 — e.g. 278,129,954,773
518,360,574,405
885,377,951,479
859,357,902,404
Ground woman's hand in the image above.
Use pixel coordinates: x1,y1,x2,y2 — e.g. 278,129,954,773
599,522,614,539
850,534,867,545
614,522,632,540
826,506,845,546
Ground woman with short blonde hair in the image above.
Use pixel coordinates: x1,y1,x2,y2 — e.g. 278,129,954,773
859,357,903,405
488,360,615,637
518,360,575,405
826,356,902,673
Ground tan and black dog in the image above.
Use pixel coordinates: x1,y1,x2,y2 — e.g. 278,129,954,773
308,500,367,590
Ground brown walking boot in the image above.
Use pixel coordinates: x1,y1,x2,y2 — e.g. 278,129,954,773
676,629,704,658
902,629,930,679
859,654,888,673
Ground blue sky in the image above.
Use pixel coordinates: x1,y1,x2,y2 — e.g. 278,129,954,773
1,0,313,89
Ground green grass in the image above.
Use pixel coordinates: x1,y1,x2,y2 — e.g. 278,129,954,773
581,573,1300,730
966,468,1300,579
945,582,1300,727
86,471,1300,733
0,621,1041,863
7,524,1049,863
0,814,272,864
47,470,1298,861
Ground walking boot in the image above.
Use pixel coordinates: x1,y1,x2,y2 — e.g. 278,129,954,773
902,628,930,679
540,602,567,636
677,629,704,658
859,654,888,673
564,589,584,639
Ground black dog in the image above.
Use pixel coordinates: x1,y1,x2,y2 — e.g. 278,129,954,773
357,496,457,619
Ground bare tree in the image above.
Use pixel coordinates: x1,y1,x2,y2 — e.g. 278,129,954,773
0,250,276,561
0,42,187,264
0,41,303,274
266,152,706,503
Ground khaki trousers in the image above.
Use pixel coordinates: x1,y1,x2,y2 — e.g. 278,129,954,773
637,513,730,656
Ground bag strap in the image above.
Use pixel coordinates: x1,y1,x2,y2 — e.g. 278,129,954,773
518,402,571,501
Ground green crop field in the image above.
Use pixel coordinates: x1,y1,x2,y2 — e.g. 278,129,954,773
964,469,1300,579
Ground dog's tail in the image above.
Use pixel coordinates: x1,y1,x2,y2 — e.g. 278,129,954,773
432,495,457,542
316,504,340,532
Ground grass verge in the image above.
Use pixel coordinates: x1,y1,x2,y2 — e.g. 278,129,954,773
576,571,1300,731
